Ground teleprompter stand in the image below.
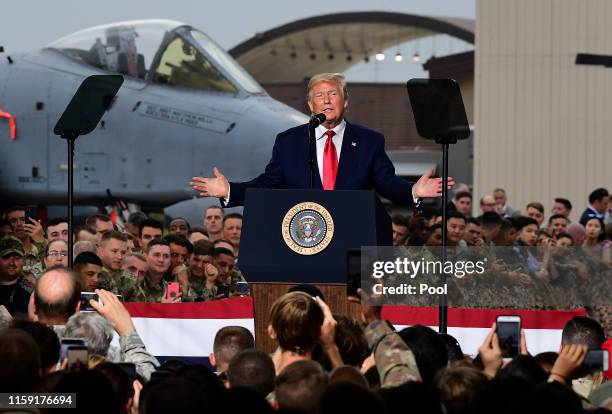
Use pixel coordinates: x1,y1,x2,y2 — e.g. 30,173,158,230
53,75,123,266
406,78,470,333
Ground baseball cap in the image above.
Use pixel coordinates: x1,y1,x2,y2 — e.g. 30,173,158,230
0,236,25,258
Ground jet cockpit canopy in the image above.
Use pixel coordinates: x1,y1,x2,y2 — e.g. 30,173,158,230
48,19,264,94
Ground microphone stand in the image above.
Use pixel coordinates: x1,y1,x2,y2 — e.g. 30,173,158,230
308,123,315,189
307,114,325,189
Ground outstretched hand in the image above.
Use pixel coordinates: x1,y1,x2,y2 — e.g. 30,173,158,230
190,167,230,198
412,168,455,199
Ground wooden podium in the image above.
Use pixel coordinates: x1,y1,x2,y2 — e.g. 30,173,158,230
239,189,391,351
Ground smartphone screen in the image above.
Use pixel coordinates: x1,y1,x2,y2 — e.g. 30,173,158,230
60,338,86,361
235,282,249,295
80,292,99,312
25,206,38,222
496,316,521,358
346,249,361,297
584,350,610,371
217,284,230,298
67,345,88,368
166,282,180,301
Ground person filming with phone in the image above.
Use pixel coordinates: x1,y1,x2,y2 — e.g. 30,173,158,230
69,289,160,380
135,238,181,303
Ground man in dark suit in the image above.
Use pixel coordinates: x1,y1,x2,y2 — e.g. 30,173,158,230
579,188,609,226
191,73,452,206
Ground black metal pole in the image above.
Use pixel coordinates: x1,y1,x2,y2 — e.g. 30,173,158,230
67,136,75,269
439,142,449,333
308,125,315,189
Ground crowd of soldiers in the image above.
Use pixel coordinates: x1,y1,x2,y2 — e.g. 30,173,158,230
388,187,612,334
2,189,612,412
0,205,247,318
2,186,612,319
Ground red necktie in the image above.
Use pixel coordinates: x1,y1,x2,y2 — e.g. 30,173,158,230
322,130,337,190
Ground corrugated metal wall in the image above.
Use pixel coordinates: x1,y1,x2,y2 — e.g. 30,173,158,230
475,0,612,221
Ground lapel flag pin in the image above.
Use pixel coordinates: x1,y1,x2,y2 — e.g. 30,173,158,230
351,142,357,147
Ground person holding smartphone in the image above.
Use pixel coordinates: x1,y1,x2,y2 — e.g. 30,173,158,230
478,319,528,378
2,206,46,278
134,239,180,303
87,289,160,381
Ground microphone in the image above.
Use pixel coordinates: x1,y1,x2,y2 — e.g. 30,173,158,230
309,113,326,127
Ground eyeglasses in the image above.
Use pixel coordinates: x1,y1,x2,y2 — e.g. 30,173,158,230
48,251,68,257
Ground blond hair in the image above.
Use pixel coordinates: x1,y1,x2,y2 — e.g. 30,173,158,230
307,73,348,101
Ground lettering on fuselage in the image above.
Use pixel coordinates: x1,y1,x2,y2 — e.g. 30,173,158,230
18,177,46,184
137,102,231,134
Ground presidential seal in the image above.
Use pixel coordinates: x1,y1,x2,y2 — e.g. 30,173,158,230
282,202,334,255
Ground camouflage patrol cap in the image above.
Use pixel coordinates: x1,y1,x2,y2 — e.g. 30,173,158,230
0,236,25,258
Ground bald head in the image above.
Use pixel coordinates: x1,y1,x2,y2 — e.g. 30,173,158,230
73,241,97,257
34,268,81,325
480,195,497,213
566,223,586,246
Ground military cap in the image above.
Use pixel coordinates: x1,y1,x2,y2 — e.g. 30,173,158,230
0,236,24,257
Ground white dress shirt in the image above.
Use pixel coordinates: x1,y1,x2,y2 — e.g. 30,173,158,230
315,118,419,203
315,119,346,182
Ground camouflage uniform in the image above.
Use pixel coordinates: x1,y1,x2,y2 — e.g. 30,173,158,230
576,248,612,336
364,319,421,388
383,246,439,307
23,244,44,278
185,276,218,302
106,331,160,381
544,249,584,309
133,273,168,303
34,238,49,258
54,321,159,381
227,264,247,292
213,264,247,297
100,267,144,302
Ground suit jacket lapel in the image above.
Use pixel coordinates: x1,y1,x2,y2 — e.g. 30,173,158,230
335,121,358,188
306,127,323,189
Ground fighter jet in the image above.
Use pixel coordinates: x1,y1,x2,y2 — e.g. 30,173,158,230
0,19,307,212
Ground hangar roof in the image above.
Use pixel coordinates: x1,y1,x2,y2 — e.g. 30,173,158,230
229,12,474,83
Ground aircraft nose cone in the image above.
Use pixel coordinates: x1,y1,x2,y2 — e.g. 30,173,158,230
227,97,307,176
245,97,308,133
